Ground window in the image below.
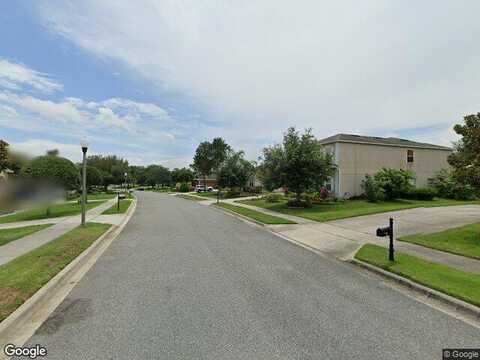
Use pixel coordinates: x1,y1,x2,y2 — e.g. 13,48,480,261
407,149,414,163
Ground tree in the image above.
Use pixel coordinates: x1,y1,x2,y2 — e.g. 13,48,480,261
0,140,8,171
211,137,231,176
129,165,147,185
260,127,336,205
21,155,80,190
46,149,59,156
171,167,194,184
217,151,254,190
145,165,171,187
448,113,480,192
87,155,129,185
192,141,215,188
85,165,103,191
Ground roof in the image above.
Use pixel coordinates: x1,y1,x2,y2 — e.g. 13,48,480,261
318,133,452,151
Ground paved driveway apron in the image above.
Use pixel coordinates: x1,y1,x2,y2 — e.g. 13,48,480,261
21,192,479,359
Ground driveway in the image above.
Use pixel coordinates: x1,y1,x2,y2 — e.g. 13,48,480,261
19,192,479,359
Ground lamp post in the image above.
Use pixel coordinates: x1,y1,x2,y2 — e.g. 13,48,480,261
80,138,89,226
124,172,128,193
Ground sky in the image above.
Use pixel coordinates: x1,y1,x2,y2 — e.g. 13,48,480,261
1,1,479,167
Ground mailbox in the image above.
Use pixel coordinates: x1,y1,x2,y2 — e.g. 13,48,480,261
376,226,391,237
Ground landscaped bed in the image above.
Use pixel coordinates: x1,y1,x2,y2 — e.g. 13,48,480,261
238,197,480,222
176,194,208,201
102,199,133,214
0,224,53,247
215,203,296,225
399,223,480,260
355,244,480,307
0,222,111,322
0,201,106,224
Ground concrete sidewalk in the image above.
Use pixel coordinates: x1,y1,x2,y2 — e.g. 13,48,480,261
227,200,480,273
0,198,120,266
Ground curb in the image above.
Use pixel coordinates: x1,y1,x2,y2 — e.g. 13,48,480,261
350,258,480,320
0,197,138,355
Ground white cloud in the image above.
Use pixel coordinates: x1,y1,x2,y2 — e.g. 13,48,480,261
96,107,133,132
11,139,83,162
36,0,480,150
0,59,62,93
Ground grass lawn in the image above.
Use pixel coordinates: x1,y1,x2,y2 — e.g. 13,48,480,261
0,201,105,224
73,192,117,201
239,198,480,222
176,194,208,201
399,223,480,260
0,224,53,247
355,244,480,307
0,222,111,322
215,203,296,224
102,199,133,215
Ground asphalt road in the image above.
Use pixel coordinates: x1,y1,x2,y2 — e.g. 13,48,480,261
22,192,479,359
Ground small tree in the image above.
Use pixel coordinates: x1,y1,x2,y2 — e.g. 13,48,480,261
192,141,215,189
373,168,414,200
260,127,336,206
217,151,255,190
448,113,480,193
85,165,103,191
21,155,79,190
211,137,231,178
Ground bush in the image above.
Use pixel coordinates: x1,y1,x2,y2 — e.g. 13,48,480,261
225,188,241,198
264,193,283,203
428,170,477,200
179,183,190,192
374,168,414,200
286,193,312,208
404,187,436,201
361,175,385,202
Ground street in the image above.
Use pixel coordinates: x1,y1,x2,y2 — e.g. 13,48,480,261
23,192,479,359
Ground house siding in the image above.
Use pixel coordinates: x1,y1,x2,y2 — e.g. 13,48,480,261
334,142,451,198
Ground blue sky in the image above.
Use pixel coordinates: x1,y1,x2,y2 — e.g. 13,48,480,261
1,1,480,167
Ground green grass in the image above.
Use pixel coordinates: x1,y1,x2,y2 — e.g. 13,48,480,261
215,202,296,224
239,198,480,222
176,194,208,201
0,224,53,247
0,201,106,224
72,192,117,201
193,192,219,199
399,223,480,260
0,222,111,322
102,199,133,214
355,244,480,307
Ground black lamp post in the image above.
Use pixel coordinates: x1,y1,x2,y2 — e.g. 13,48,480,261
80,138,89,226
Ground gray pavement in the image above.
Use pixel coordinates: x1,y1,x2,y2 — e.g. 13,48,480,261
21,192,478,359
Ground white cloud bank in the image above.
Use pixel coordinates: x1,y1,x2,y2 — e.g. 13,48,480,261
36,0,480,151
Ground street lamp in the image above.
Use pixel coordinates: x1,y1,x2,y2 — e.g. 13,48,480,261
124,172,128,193
80,137,89,226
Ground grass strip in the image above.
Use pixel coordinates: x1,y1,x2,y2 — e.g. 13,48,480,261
0,224,53,247
216,202,296,224
0,201,105,224
102,199,133,215
176,194,207,201
0,222,111,322
399,223,480,260
355,244,480,307
239,198,480,222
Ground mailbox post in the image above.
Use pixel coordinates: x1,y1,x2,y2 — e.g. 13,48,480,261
376,217,394,261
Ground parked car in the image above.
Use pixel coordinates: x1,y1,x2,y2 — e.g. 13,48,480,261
195,185,214,192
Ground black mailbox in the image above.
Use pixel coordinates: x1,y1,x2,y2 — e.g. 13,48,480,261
376,226,391,237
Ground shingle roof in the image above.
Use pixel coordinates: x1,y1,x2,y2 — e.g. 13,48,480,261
318,133,452,151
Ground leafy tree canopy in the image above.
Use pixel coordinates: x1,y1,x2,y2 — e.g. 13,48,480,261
171,167,194,184
0,140,9,171
217,151,255,189
21,155,79,190
145,165,171,187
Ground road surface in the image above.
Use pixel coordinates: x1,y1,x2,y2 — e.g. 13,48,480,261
21,192,479,359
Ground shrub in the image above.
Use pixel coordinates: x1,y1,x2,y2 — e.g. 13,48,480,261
428,170,477,200
225,188,241,198
374,168,414,200
404,187,436,201
264,193,283,203
179,182,190,192
286,193,312,208
361,175,384,202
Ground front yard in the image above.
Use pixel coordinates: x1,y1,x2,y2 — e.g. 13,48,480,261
355,244,480,307
238,197,480,222
0,224,53,247
102,199,133,215
399,223,480,260
0,201,106,224
215,203,296,225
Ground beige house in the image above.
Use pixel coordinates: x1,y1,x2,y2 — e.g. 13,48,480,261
319,134,452,198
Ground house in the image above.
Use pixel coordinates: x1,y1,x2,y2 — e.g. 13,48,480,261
318,134,452,198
